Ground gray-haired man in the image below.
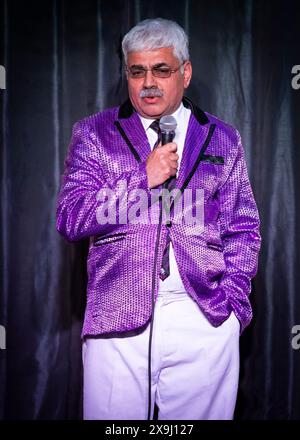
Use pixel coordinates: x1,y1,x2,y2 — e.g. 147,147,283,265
57,18,261,420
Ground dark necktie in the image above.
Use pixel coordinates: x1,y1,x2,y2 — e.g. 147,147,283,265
149,120,176,281
150,119,162,149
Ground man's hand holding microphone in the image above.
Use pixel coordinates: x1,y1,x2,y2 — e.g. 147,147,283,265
146,116,178,189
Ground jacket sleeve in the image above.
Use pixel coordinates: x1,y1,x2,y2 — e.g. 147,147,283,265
218,131,261,333
56,120,149,242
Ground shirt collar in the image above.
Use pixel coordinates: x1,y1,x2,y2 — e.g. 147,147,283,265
139,102,184,132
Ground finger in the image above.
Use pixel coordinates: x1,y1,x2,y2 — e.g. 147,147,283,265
169,167,177,176
167,142,177,152
168,158,178,168
160,142,177,152
168,160,178,171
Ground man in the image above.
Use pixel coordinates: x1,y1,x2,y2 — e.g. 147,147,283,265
56,18,261,420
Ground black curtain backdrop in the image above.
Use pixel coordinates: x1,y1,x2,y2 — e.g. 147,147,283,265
0,0,300,420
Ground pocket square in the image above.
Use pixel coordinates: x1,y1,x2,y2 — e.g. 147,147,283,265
202,154,224,164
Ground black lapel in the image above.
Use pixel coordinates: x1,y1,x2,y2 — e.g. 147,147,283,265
182,96,209,125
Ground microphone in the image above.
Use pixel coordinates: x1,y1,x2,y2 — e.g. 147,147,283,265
159,115,177,188
159,115,177,145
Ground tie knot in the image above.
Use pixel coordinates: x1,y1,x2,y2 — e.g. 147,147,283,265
150,119,160,134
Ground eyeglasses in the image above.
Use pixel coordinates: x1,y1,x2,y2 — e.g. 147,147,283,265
126,63,185,79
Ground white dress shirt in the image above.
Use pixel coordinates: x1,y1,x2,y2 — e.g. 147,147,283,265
139,103,191,292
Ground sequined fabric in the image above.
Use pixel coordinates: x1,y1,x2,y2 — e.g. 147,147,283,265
56,99,261,337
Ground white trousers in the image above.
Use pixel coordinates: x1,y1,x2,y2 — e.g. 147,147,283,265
83,291,240,420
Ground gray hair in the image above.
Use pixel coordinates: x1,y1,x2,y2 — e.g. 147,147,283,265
122,18,189,65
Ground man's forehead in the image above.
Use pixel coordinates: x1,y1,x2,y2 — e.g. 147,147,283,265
127,47,178,65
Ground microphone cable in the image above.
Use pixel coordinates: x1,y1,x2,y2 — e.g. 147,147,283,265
146,115,177,420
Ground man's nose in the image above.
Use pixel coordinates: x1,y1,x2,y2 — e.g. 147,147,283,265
143,69,157,88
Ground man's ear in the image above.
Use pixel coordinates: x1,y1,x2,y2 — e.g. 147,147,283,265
183,61,192,89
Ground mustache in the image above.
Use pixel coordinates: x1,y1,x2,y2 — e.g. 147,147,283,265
139,88,164,98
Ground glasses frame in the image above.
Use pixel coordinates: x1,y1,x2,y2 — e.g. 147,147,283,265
125,62,186,79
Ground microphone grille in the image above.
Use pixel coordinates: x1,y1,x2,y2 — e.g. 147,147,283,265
159,115,177,132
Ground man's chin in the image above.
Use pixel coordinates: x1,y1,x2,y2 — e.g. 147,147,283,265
138,102,166,119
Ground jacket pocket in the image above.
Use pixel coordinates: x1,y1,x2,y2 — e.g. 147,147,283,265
93,232,127,246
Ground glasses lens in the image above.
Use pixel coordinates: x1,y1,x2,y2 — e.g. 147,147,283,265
153,67,171,78
129,68,146,78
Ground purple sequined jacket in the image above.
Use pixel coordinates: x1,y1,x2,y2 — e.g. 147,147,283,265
56,98,261,337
